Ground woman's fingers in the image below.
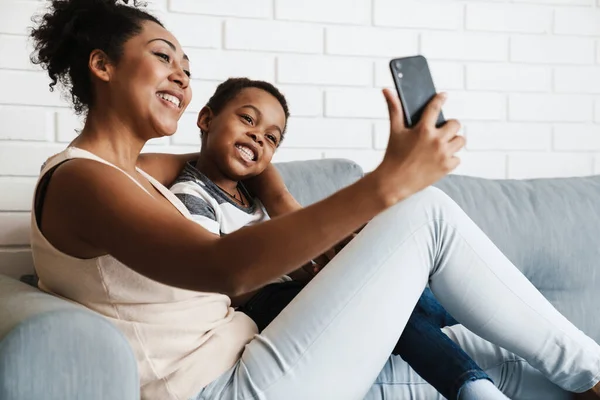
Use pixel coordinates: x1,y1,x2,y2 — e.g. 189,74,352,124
447,134,466,155
419,93,447,129
446,155,462,173
376,90,465,201
382,88,405,132
440,119,461,142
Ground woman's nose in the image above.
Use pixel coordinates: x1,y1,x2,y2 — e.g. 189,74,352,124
171,65,190,89
173,74,189,89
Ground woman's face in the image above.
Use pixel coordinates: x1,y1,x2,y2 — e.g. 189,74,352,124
107,21,191,138
200,87,286,180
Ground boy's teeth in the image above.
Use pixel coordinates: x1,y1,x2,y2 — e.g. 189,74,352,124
236,145,255,161
157,92,180,108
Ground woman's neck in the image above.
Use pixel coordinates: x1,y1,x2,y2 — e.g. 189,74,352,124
70,109,147,173
194,155,239,194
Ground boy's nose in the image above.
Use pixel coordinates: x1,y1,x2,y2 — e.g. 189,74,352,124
248,132,263,145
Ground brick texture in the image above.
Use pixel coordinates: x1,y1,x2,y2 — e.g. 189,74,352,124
1,0,599,273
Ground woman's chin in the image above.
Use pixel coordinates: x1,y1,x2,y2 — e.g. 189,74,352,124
151,122,178,139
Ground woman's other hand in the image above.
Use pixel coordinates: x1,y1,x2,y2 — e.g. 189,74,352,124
374,89,465,204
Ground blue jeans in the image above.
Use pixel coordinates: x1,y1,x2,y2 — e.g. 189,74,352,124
394,287,491,399
240,283,489,400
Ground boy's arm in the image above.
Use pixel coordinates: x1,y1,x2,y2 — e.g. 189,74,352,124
244,164,300,217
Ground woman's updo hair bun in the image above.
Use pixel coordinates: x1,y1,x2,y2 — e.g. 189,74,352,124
30,0,163,114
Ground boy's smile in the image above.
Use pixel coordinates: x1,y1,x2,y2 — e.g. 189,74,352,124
195,87,287,193
235,143,258,163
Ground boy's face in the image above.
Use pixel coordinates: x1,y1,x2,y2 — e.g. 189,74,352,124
199,87,286,180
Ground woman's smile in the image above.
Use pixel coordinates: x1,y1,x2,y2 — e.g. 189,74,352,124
156,91,182,109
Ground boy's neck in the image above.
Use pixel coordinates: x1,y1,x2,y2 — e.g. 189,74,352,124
194,157,239,194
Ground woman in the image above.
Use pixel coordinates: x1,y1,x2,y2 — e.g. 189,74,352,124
29,1,600,399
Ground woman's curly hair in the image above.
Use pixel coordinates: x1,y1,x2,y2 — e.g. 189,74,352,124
30,0,162,115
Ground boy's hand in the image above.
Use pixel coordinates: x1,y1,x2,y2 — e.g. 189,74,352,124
303,233,358,275
244,164,292,211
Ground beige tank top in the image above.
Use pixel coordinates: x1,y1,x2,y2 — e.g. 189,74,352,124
30,147,257,400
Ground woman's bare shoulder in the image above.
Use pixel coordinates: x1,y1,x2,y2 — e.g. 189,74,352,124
40,158,222,291
138,152,199,186
40,158,157,258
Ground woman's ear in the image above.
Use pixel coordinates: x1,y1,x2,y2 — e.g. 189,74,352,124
88,49,113,82
198,106,213,135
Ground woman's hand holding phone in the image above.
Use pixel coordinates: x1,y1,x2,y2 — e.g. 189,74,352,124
372,89,465,205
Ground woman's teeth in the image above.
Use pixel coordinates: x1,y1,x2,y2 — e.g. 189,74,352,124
157,92,181,108
236,145,255,162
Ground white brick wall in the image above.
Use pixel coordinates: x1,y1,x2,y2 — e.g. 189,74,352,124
422,32,508,62
466,64,551,92
277,55,372,86
170,0,272,18
374,1,463,30
466,4,552,34
510,36,595,64
1,0,600,276
277,0,371,25
509,94,594,122
226,20,323,53
554,8,600,36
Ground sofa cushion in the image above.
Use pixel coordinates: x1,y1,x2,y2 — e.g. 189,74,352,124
435,174,600,342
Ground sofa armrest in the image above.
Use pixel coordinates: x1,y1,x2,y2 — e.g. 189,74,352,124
0,275,139,400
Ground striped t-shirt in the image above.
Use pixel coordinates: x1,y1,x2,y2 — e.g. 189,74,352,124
170,162,270,236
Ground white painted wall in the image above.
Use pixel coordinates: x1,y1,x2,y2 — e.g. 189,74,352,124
1,0,600,276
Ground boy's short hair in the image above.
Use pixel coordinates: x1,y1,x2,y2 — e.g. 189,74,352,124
203,77,290,139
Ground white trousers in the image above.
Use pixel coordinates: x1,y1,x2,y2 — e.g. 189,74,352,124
196,187,600,400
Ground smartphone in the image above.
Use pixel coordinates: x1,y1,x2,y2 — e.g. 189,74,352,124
389,55,445,128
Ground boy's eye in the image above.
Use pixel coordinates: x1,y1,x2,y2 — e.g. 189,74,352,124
267,134,278,144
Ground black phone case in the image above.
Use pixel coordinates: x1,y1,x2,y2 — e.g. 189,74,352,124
390,55,445,128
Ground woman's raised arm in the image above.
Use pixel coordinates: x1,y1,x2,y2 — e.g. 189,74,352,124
42,90,463,297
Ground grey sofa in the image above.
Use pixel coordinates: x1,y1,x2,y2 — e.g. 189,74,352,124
1,158,599,400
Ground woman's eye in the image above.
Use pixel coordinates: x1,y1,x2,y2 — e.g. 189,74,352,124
155,52,170,62
241,115,253,125
184,70,191,78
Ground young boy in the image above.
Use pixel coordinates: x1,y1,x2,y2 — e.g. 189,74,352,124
170,77,507,400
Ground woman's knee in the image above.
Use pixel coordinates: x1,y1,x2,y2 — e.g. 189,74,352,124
414,186,456,209
378,186,459,225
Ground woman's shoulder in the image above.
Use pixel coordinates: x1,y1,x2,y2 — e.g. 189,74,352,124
137,152,199,187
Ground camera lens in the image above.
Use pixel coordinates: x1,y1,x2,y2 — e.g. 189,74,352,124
395,60,402,69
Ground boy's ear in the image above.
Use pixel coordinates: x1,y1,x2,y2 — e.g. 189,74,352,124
88,49,113,83
198,106,213,135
